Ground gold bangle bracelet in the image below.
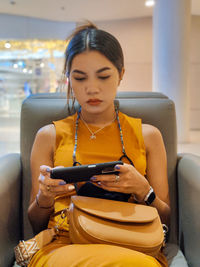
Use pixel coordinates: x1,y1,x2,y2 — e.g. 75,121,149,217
35,194,54,209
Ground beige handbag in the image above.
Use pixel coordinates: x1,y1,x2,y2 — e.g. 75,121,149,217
15,196,165,265
68,196,164,257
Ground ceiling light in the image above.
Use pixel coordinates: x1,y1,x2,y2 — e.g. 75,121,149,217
13,63,18,69
145,0,155,7
5,42,11,49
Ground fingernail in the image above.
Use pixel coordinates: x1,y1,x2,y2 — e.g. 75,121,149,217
40,175,45,181
115,165,120,170
90,176,97,181
97,181,101,186
59,181,66,185
46,167,51,172
68,185,75,191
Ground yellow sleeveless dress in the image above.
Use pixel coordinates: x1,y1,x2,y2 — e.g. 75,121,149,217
29,112,168,267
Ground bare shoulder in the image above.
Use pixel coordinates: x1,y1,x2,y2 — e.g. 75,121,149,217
142,124,162,138
33,124,56,152
31,123,56,165
142,124,164,153
37,124,56,139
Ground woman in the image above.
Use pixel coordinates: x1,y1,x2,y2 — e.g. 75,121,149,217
28,23,170,266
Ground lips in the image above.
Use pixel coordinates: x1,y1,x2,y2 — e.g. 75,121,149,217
87,99,102,105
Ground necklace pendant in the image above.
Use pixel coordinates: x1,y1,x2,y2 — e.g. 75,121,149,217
90,134,96,140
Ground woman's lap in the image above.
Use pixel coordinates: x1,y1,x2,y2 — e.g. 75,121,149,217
29,242,163,267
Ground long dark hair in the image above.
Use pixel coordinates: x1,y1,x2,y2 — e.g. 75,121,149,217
60,22,124,113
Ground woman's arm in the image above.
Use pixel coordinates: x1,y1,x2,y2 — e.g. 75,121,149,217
28,124,56,234
28,124,75,234
91,124,170,225
142,124,170,225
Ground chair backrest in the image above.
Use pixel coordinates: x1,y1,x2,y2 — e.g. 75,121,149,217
20,92,177,243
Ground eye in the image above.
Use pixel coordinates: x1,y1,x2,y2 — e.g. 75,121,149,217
74,77,86,81
98,75,110,80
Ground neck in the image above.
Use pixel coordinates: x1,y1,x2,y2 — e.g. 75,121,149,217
80,106,116,127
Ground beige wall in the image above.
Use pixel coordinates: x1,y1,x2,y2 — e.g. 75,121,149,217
97,18,152,92
97,16,200,129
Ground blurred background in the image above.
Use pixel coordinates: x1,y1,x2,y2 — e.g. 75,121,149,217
0,0,199,156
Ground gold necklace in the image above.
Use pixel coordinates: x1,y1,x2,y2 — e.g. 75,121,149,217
80,114,116,140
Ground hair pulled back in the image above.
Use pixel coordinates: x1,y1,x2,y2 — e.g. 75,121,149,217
64,22,124,76
61,22,124,113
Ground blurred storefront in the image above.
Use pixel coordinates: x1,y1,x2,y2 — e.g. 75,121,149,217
0,39,66,116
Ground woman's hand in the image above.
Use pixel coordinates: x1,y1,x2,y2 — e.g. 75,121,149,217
90,163,150,202
36,165,76,208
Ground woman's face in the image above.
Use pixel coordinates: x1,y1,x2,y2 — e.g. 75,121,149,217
69,51,123,115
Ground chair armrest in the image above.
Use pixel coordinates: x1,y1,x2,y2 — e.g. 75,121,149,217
0,153,22,267
177,153,200,267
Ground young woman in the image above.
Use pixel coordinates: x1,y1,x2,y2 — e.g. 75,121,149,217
28,23,170,266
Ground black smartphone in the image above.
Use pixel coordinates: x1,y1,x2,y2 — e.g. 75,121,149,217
50,161,123,183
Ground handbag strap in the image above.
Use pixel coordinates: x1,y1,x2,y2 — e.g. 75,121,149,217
14,228,57,266
51,208,68,218
35,228,57,249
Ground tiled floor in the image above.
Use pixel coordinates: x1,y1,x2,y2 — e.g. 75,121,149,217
0,114,200,158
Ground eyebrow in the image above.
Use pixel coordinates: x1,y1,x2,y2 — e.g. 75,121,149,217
72,67,111,75
72,70,86,75
96,67,111,73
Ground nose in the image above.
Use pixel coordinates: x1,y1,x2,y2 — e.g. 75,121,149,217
85,78,100,94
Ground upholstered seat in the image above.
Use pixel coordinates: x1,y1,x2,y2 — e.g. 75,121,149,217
0,92,199,266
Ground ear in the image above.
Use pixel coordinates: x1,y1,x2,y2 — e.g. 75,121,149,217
118,68,125,85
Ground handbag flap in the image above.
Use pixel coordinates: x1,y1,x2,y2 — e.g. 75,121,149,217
71,196,158,223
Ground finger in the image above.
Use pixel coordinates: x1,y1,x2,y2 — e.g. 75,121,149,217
39,174,66,188
40,165,65,178
40,165,52,174
100,174,121,186
91,173,121,183
38,180,52,196
46,179,67,187
100,180,120,187
39,181,76,197
38,174,53,189
45,184,75,195
49,183,75,191
39,174,45,183
114,163,131,173
40,166,52,179
48,165,66,180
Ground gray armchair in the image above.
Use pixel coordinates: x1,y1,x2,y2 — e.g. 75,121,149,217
0,92,199,267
